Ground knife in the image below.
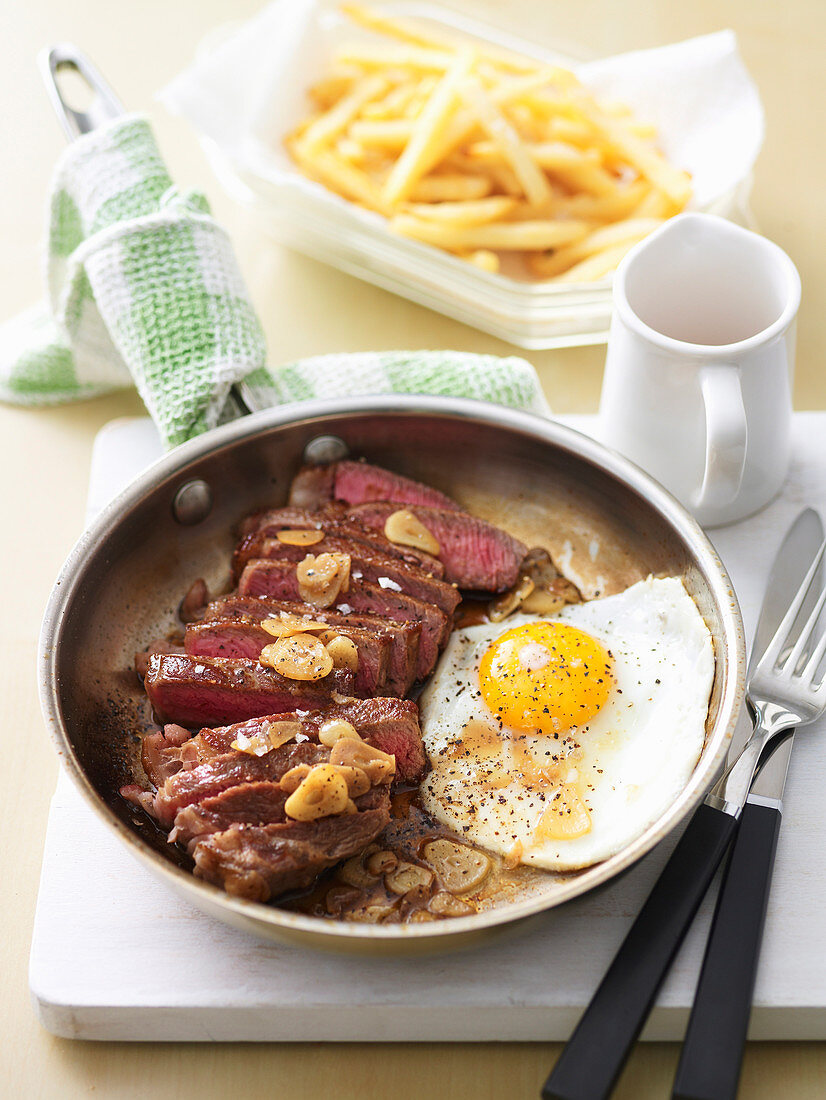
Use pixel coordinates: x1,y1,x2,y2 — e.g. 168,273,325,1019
542,509,821,1100
672,507,824,1100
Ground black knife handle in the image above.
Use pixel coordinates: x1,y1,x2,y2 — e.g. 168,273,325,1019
542,803,738,1100
672,800,782,1100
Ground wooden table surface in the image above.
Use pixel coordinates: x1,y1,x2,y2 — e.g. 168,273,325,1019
2,1,825,1096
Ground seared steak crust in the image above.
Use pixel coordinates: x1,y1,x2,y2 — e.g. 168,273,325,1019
348,502,527,591
240,534,459,614
144,654,355,727
236,561,448,680
202,595,420,696
184,618,391,697
151,742,328,826
288,460,458,513
169,781,291,850
200,697,426,783
191,787,391,902
236,506,444,577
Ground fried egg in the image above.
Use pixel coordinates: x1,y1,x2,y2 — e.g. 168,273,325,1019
419,577,714,871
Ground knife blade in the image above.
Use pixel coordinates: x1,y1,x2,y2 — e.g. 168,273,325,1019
672,508,824,1100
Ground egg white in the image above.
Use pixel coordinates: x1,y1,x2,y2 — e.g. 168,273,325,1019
419,577,714,871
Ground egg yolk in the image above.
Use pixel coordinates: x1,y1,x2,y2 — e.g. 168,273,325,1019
479,621,614,734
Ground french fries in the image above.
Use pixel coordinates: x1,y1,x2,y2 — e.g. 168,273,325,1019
285,5,692,282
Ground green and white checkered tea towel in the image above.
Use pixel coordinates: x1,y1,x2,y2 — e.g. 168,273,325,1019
241,351,549,415
0,114,548,447
0,114,266,448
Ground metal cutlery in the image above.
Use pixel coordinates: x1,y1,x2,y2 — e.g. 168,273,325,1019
543,511,826,1100
672,508,825,1100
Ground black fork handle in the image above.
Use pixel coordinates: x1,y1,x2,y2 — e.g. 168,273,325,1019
542,802,738,1100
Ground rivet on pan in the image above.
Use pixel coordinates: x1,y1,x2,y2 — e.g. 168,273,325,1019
172,480,213,526
303,435,350,466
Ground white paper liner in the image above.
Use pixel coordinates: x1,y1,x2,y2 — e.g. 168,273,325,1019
161,1,764,212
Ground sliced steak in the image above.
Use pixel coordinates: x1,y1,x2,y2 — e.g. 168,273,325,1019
184,618,391,697
235,506,444,577
240,535,459,615
144,654,355,728
170,781,290,850
201,697,425,782
150,741,327,826
203,596,420,696
332,460,459,510
289,460,458,511
237,561,448,679
305,697,425,782
191,786,391,902
348,502,527,591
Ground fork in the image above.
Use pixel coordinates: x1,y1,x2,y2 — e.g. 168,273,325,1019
543,538,826,1100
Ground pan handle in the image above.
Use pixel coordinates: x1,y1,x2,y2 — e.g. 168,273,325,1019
38,43,124,141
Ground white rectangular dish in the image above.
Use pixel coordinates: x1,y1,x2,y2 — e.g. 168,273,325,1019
162,2,763,348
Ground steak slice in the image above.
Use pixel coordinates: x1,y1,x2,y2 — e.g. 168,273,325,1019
169,781,290,850
184,618,391,697
203,596,420,696
150,741,328,826
289,460,458,512
191,786,391,902
236,506,444,577
348,502,527,591
237,561,448,679
144,654,355,728
240,535,460,615
305,697,425,782
200,697,426,782
335,460,459,510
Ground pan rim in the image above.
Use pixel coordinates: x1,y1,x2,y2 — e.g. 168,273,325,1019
38,395,745,943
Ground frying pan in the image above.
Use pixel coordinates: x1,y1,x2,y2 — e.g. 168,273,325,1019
39,394,745,952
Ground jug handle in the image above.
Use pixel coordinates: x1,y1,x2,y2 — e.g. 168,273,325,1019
693,364,747,511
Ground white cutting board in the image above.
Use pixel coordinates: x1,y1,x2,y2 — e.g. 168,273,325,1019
29,412,826,1042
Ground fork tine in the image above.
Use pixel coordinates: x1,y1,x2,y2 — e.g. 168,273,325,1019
801,608,826,686
783,579,826,674
761,536,826,671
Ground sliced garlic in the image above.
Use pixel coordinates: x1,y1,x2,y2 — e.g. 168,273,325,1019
267,720,302,749
284,764,350,821
297,552,351,608
260,633,334,681
384,509,440,556
429,891,474,917
325,634,359,671
260,613,330,638
318,718,362,748
276,529,325,546
329,763,371,797
488,575,535,623
280,763,312,793
385,862,434,895
330,738,396,784
422,838,491,894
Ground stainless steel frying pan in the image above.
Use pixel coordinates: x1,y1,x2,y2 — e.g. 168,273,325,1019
39,395,745,951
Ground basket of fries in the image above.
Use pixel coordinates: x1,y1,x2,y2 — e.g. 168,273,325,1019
163,1,764,348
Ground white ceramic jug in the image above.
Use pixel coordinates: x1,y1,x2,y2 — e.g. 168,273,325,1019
599,213,801,527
